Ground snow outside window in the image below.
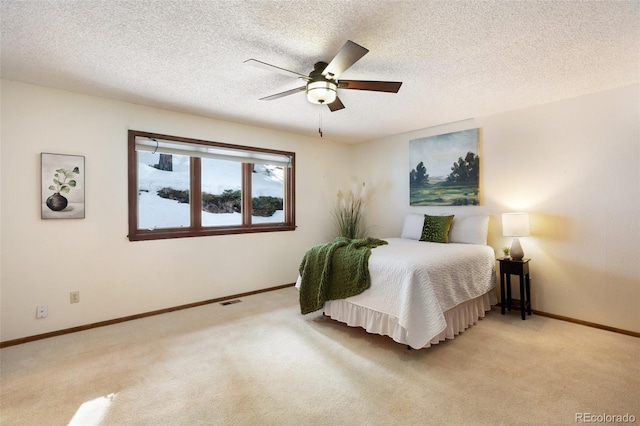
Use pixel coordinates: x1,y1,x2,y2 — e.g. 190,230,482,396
128,130,295,241
251,164,285,224
137,151,191,229
201,158,242,227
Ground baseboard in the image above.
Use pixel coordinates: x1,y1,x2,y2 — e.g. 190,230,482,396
4,289,636,348
0,283,295,348
497,301,639,338
532,310,640,338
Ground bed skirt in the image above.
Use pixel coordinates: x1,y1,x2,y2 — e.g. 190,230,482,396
323,290,497,349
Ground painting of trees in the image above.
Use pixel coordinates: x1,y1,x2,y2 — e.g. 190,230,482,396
409,129,480,206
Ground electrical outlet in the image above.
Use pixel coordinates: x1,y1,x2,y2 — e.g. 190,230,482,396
36,305,48,319
70,291,80,304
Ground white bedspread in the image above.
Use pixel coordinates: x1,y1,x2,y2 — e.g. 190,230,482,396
298,238,496,349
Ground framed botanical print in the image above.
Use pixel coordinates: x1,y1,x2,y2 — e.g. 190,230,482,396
41,153,85,219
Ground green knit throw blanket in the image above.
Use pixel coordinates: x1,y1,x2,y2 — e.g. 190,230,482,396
298,237,388,315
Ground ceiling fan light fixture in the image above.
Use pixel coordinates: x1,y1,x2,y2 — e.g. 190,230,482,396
249,40,401,113
306,80,337,105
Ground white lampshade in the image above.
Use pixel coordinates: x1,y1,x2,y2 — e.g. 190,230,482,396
502,212,530,237
306,80,337,105
502,212,530,260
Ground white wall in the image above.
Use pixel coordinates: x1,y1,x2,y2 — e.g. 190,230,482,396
2,81,638,342
0,80,351,342
351,84,639,333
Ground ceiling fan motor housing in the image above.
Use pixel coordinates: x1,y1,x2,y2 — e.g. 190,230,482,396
306,62,337,105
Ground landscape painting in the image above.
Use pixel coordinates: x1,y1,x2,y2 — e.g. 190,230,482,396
409,128,480,206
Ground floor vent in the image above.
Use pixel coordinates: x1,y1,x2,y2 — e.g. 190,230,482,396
220,299,242,306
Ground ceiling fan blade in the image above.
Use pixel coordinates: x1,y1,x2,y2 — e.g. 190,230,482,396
244,59,310,80
338,80,402,93
327,97,345,112
321,40,369,79
259,86,306,101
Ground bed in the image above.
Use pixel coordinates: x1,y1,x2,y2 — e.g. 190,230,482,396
296,214,496,349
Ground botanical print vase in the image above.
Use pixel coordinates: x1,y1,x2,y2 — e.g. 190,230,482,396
46,192,68,211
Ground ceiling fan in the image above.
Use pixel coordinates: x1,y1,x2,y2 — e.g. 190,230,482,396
245,40,402,112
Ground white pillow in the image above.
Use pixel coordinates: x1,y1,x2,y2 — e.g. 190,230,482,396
400,213,425,240
449,215,489,245
400,213,489,245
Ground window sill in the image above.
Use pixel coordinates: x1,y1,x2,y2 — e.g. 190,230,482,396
128,223,296,241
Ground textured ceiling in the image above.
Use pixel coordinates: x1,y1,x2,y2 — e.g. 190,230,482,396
1,0,638,143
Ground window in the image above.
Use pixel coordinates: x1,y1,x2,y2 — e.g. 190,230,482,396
128,130,295,241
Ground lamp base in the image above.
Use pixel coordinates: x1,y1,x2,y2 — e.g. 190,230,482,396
510,237,524,260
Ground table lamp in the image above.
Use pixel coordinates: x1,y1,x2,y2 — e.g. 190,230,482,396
502,212,530,260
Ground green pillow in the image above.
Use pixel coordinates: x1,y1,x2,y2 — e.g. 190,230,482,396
419,214,454,243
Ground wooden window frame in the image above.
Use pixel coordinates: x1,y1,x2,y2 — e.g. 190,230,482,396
127,130,295,241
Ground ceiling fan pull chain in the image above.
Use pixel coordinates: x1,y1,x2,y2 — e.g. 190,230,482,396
318,110,323,138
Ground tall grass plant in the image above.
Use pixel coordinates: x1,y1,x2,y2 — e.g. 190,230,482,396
334,182,367,239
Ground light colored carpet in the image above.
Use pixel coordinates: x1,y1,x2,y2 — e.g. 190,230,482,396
1,286,638,425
